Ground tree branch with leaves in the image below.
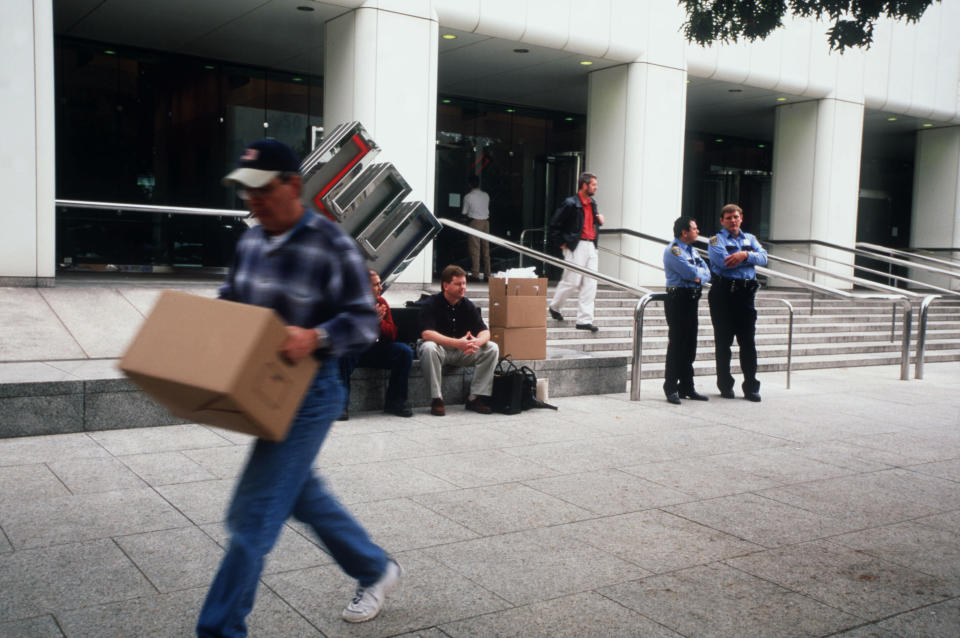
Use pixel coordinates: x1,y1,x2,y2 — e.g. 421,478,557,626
680,0,939,51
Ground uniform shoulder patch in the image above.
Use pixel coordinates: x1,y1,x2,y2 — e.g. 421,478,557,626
670,245,682,256
709,235,719,246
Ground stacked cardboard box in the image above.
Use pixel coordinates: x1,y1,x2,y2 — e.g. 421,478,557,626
488,277,548,360
119,291,318,441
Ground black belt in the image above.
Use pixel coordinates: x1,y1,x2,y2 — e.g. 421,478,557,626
667,286,702,299
713,276,758,292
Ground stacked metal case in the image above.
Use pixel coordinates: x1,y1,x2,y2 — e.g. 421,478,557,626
301,121,441,286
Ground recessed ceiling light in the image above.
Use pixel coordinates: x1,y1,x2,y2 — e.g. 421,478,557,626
757,144,766,148
714,138,724,143
204,65,215,70
513,48,529,54
887,117,898,122
923,123,934,127
686,80,691,84
104,49,116,55
292,77,303,82
579,60,593,66
506,108,516,113
776,97,788,102
564,116,574,121
441,34,457,40
441,99,451,104
297,5,314,11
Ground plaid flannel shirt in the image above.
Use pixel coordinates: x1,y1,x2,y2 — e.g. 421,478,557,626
218,208,378,359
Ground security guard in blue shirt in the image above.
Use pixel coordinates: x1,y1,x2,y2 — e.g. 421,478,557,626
663,217,711,404
707,204,768,402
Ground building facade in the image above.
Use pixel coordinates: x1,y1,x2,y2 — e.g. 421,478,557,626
5,0,960,288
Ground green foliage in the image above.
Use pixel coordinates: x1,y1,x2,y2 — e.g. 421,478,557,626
680,0,939,51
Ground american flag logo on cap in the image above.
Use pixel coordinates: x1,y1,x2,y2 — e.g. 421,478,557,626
241,148,259,161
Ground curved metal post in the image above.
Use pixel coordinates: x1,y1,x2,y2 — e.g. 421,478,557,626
896,299,912,380
778,299,794,389
631,293,667,401
890,303,897,342
915,295,941,380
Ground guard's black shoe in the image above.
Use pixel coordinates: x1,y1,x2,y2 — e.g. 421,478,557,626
744,392,762,403
719,390,736,399
338,409,350,421
575,323,599,333
549,307,564,321
679,391,710,401
384,401,413,417
666,392,681,405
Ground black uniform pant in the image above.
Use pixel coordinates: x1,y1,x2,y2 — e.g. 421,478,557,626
663,289,701,396
708,283,760,394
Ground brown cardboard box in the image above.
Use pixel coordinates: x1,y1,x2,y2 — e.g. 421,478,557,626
119,291,318,441
488,277,548,328
490,326,547,360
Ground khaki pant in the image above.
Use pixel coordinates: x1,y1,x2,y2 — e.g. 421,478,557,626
468,218,491,278
417,340,499,399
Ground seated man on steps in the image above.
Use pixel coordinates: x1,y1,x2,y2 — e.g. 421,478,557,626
339,269,415,419
417,265,499,416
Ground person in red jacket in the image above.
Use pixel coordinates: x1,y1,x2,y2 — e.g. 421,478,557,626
339,270,414,418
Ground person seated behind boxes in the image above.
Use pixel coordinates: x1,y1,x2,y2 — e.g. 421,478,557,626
418,264,499,416
339,269,415,419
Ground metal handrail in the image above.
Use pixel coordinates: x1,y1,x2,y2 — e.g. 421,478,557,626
518,227,547,268
764,242,960,298
857,242,960,275
598,227,916,380
766,237,960,280
56,199,247,218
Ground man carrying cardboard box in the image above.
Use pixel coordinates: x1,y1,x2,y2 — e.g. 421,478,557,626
418,264,499,416
197,139,401,637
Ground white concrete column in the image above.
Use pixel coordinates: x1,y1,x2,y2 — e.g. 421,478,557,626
0,0,55,285
587,62,687,288
323,4,438,285
770,99,865,289
911,126,960,291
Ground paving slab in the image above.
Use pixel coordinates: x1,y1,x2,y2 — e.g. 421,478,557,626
0,288,86,362
725,540,957,619
410,483,593,535
439,591,684,638
522,467,694,515
0,615,64,637
598,563,863,638
37,288,146,359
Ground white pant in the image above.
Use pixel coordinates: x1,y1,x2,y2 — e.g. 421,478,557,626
549,241,598,324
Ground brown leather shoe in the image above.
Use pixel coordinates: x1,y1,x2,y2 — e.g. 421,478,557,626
465,396,493,414
430,398,446,416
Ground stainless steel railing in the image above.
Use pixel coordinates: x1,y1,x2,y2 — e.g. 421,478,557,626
56,199,248,218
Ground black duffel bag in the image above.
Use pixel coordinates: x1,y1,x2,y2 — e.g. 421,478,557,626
491,355,558,414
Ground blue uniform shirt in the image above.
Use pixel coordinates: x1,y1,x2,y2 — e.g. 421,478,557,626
664,239,711,288
708,227,768,280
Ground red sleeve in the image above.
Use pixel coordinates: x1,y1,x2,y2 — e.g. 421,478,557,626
378,296,398,342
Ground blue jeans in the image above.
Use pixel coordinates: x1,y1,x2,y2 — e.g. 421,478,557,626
196,364,388,638
339,340,414,408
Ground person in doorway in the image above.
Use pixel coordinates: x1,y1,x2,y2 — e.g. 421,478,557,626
418,265,499,416
197,139,401,637
707,203,768,402
339,269,415,419
463,174,491,281
662,216,711,404
547,171,604,332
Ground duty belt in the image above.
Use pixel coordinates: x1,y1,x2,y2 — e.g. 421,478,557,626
714,276,759,293
667,286,702,300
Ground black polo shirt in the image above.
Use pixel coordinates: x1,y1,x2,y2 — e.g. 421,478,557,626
418,292,487,339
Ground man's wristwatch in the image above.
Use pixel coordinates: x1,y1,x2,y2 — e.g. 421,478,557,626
315,327,329,351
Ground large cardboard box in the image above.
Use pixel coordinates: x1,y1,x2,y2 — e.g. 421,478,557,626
488,277,548,328
490,326,547,360
119,291,318,441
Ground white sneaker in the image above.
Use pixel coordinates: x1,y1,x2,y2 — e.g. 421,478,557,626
341,559,402,623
